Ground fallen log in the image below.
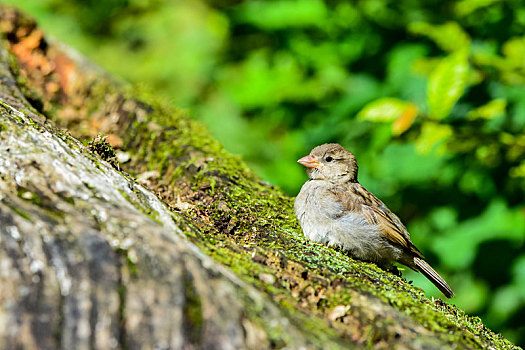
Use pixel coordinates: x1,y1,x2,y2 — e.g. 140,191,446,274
0,6,518,350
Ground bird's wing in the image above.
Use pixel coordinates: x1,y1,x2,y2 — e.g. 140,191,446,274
334,182,424,258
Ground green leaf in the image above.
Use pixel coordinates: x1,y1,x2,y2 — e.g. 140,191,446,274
467,99,507,120
357,98,419,135
509,161,525,178
502,36,525,67
454,0,501,17
356,97,412,122
427,50,470,120
238,0,327,29
415,122,453,154
408,22,471,53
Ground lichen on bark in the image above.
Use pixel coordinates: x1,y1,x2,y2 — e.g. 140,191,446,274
0,5,520,350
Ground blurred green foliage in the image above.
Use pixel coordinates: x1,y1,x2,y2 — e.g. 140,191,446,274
8,0,525,345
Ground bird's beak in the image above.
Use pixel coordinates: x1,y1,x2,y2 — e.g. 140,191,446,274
297,154,319,168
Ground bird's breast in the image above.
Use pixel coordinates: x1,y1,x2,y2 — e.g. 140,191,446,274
294,181,396,262
294,182,335,244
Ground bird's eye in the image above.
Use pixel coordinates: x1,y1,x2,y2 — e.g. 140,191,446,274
325,156,333,162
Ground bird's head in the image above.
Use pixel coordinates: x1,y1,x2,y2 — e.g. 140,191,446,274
297,143,358,183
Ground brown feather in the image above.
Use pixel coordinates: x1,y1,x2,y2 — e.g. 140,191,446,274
340,183,425,258
414,257,455,298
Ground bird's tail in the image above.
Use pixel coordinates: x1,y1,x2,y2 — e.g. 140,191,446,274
413,257,455,298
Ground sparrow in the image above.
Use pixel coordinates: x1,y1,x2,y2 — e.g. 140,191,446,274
294,143,454,298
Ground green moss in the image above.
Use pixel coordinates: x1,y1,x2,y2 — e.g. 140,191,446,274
125,253,138,278
17,186,43,206
182,271,203,345
88,135,121,170
0,100,25,124
117,283,128,350
5,47,43,114
11,205,32,221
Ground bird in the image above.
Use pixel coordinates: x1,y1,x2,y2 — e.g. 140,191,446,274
294,143,454,298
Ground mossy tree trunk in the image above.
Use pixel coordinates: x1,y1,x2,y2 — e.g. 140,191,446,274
0,6,519,350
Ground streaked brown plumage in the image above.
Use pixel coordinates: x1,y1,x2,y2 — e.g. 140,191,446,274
294,143,454,298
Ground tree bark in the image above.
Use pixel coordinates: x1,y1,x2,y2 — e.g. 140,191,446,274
0,5,519,350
